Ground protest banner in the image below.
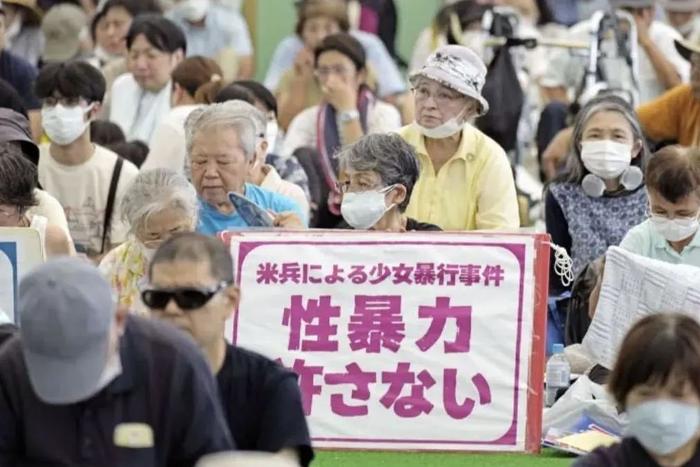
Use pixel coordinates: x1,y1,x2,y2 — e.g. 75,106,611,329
0,227,44,323
223,231,550,453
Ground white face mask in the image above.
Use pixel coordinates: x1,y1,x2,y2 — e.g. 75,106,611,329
626,399,700,456
177,0,210,22
650,214,700,242
265,119,279,151
581,140,633,180
341,185,395,230
41,103,93,146
415,108,467,139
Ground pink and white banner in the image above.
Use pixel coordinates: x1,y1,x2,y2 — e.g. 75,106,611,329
224,231,549,453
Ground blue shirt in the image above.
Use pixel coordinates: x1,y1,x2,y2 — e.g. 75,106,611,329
263,30,406,98
0,50,40,110
197,183,307,235
620,219,700,267
167,5,253,58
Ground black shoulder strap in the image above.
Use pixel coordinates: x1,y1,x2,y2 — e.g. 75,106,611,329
101,157,124,254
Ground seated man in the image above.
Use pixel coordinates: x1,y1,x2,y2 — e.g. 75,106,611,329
185,102,306,234
167,0,254,79
143,233,314,466
0,257,233,464
637,35,700,147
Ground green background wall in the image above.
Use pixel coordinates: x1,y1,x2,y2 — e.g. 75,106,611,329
250,0,444,81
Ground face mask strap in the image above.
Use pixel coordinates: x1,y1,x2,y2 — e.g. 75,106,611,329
548,242,574,287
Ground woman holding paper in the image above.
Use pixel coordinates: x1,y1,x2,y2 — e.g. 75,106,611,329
545,95,649,293
621,146,700,266
574,313,700,467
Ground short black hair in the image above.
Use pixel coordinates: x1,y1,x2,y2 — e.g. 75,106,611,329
0,79,27,117
90,120,126,147
0,143,38,212
314,32,366,71
234,80,278,115
214,84,256,105
149,233,234,283
35,61,106,103
126,14,187,55
107,141,149,168
91,0,162,41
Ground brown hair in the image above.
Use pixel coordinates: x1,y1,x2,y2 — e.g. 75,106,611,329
645,145,700,203
608,314,700,409
295,0,350,37
171,56,223,101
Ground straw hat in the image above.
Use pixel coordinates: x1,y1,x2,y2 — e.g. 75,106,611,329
2,0,44,26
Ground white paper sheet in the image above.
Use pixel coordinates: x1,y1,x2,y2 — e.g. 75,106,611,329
582,247,700,369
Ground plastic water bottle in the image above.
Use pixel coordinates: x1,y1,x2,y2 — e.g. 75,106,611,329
545,344,571,407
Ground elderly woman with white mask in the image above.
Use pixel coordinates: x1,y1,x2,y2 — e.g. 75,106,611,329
400,44,519,231
99,168,198,313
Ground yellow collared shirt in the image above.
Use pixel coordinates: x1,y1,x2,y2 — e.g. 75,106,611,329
400,123,520,231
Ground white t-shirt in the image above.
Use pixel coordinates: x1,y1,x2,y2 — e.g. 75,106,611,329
282,100,402,157
544,19,690,104
141,104,200,175
38,144,139,256
28,189,71,238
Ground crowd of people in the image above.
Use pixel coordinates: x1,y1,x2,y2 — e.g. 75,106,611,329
0,0,698,465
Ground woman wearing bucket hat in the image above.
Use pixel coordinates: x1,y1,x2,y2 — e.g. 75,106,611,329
399,44,519,231
637,35,700,147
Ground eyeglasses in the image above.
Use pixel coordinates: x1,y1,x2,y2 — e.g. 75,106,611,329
42,96,87,108
412,85,465,107
314,65,354,79
141,282,230,311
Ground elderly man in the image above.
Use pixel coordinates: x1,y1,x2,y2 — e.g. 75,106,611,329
143,233,313,466
186,102,306,234
636,35,700,146
400,44,519,231
0,257,233,465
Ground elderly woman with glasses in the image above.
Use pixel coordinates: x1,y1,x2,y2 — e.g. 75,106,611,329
99,168,198,313
337,133,441,232
400,44,519,232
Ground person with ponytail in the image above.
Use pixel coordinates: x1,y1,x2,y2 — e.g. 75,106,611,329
141,55,223,175
621,146,700,266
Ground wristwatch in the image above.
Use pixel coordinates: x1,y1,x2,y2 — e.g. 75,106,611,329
338,109,360,124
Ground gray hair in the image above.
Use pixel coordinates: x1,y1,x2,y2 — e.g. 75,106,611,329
560,94,649,184
337,133,420,212
121,168,198,234
184,101,262,162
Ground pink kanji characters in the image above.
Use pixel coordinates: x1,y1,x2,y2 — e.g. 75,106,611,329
416,297,472,353
348,295,405,353
380,362,436,418
282,295,341,351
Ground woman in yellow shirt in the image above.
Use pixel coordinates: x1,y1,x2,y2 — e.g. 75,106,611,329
400,44,519,231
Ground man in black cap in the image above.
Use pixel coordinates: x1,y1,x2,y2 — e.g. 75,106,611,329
0,257,234,465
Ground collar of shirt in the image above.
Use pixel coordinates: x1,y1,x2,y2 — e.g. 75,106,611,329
404,122,480,166
260,164,282,191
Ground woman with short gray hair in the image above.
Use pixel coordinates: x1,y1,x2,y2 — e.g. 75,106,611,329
337,133,441,231
99,168,198,313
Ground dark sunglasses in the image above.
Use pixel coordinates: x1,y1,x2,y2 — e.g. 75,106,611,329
141,282,230,311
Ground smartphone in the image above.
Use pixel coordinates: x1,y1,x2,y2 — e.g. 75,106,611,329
228,192,274,228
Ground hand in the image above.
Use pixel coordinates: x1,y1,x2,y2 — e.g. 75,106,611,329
633,10,652,47
272,212,304,229
321,75,357,112
293,48,315,79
